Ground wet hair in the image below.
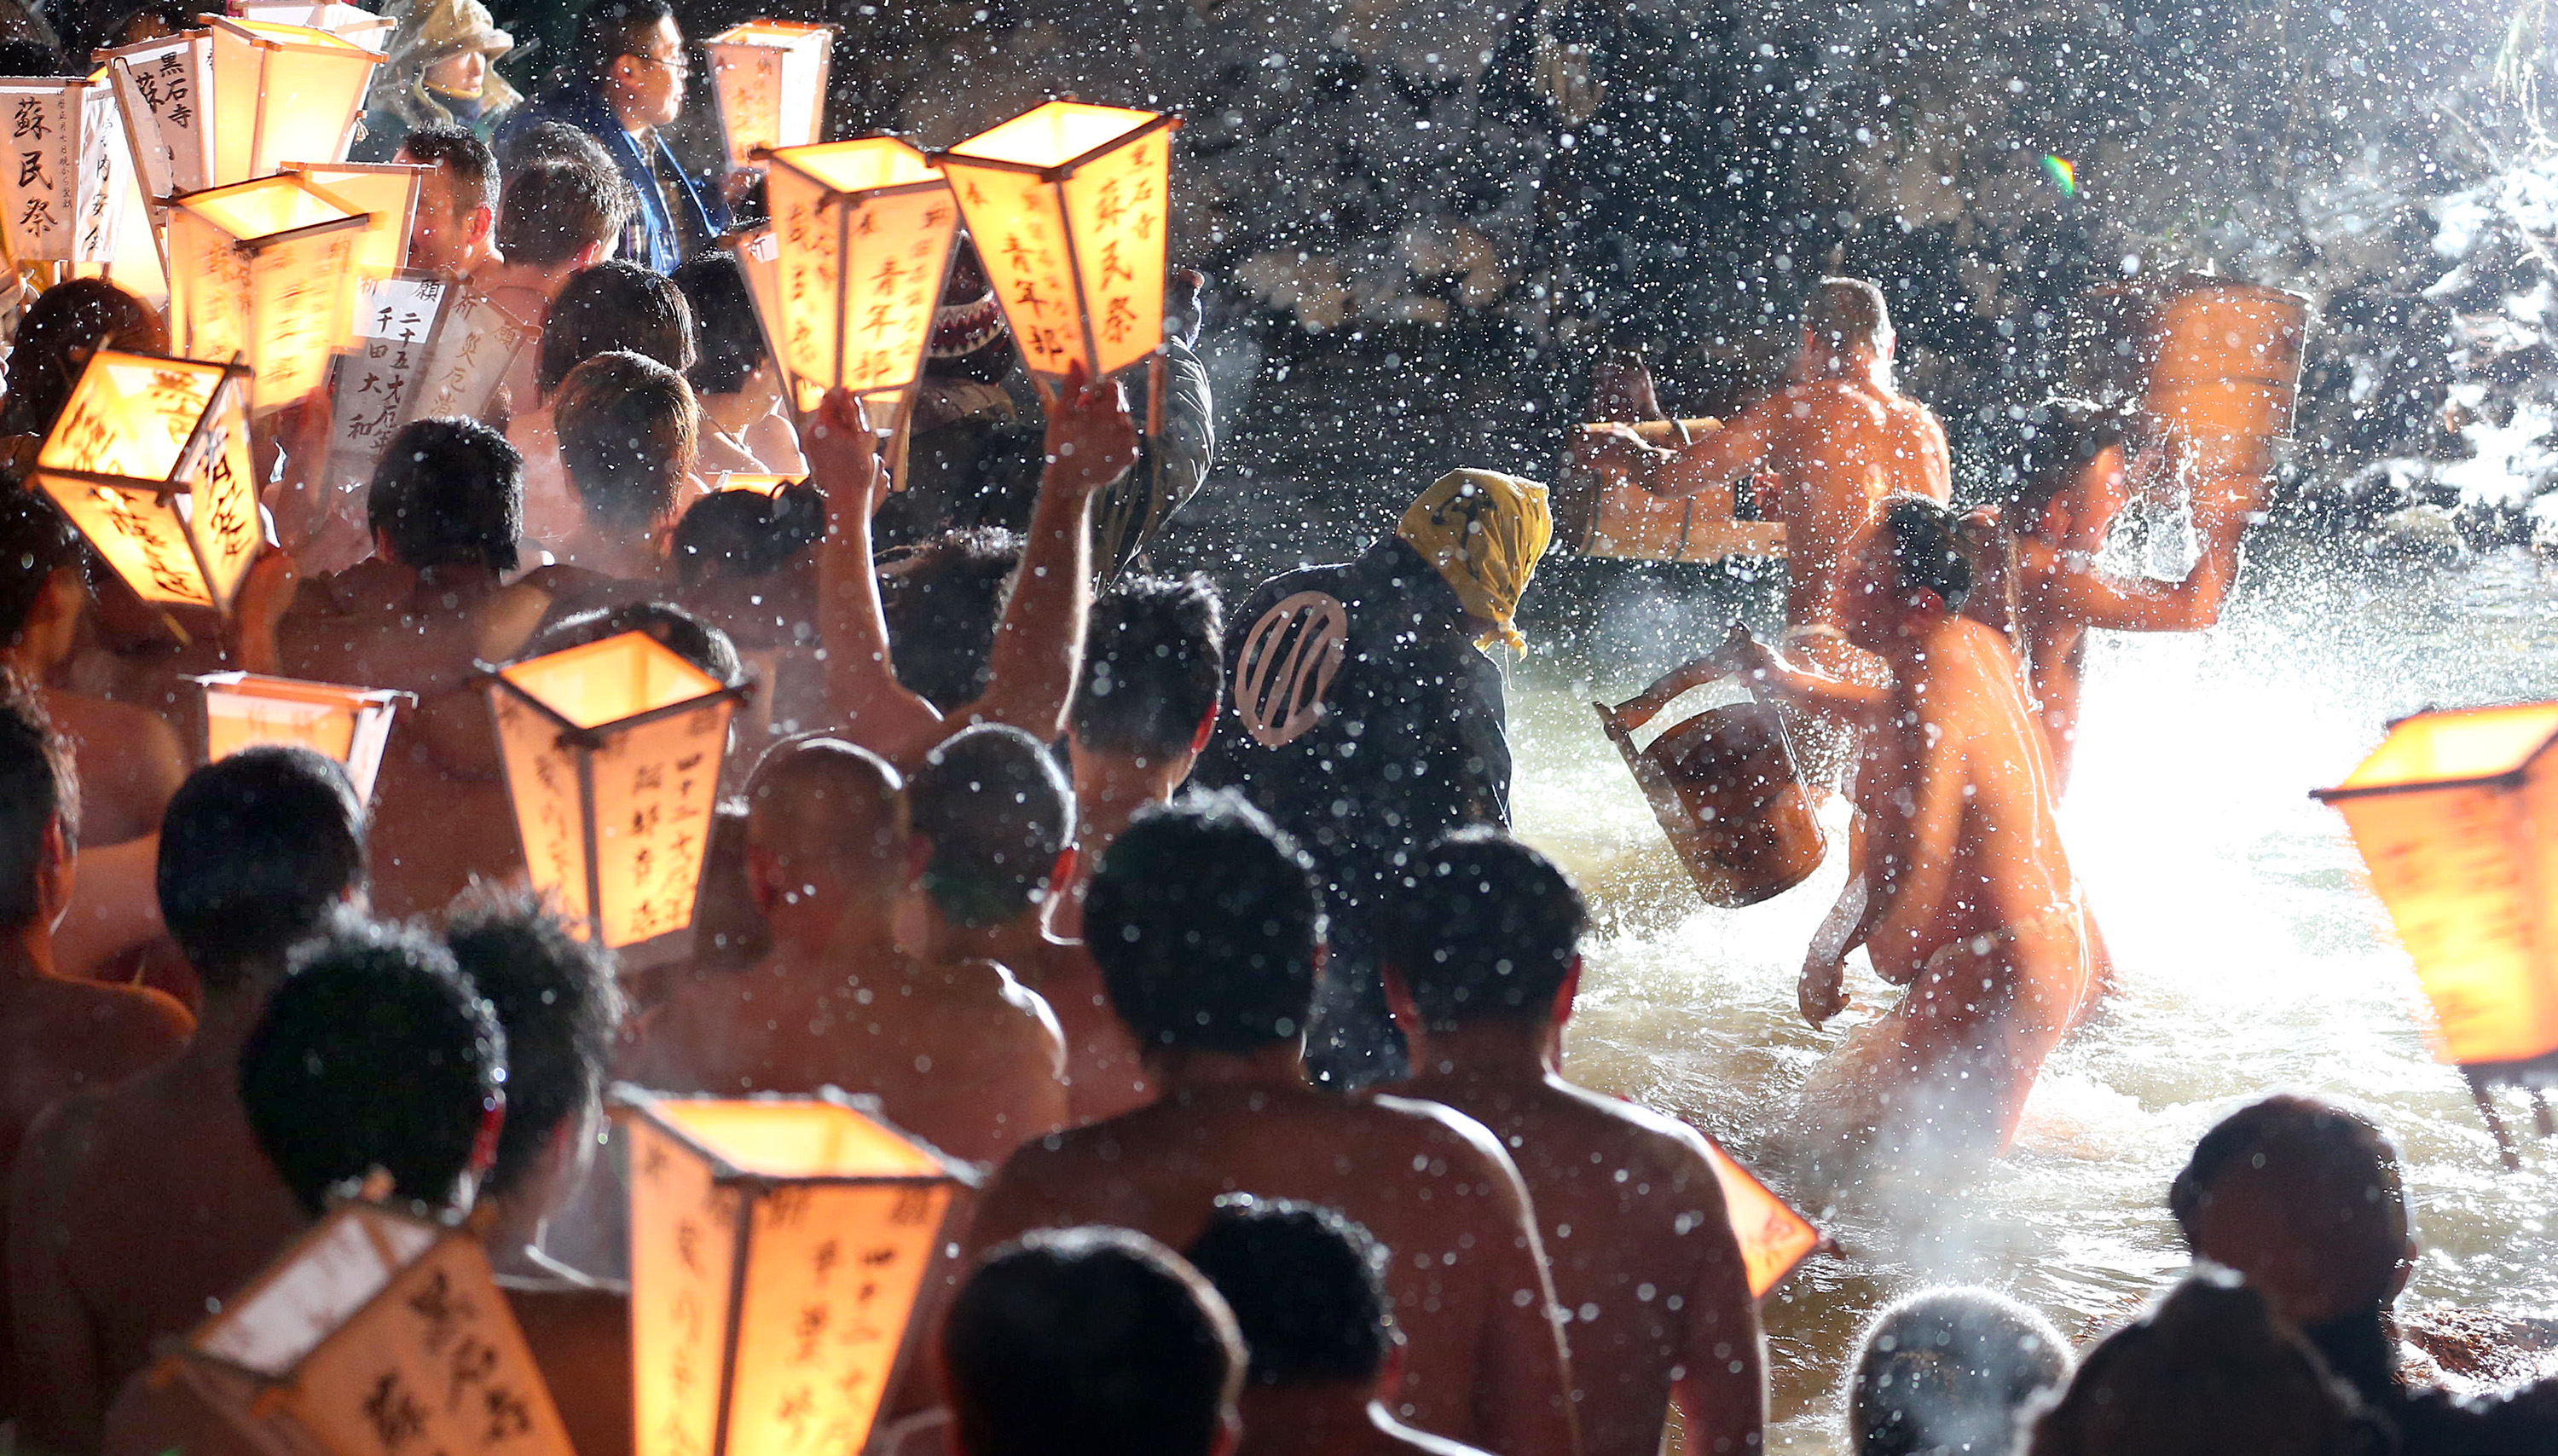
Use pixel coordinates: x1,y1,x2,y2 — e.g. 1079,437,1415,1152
877,527,1022,713
945,1227,1244,1456
532,599,744,687
2021,1270,2389,1456
2167,1096,2409,1321
1083,790,1323,1055
106,0,196,46
0,491,83,647
907,725,1074,930
687,801,770,968
672,483,824,585
1848,1287,2073,1456
537,259,697,400
1807,276,1891,353
239,920,506,1218
0,38,63,75
554,350,698,532
1381,828,1584,1030
500,120,617,176
0,678,73,927
582,0,678,81
1881,496,1972,612
495,157,634,269
442,888,622,1201
399,123,499,217
2010,397,2130,518
367,417,524,575
0,279,167,436
1185,1196,1392,1389
669,250,769,396
1072,574,1224,759
158,748,366,994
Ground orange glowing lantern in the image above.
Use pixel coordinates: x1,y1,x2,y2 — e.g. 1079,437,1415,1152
285,159,425,281
617,1089,977,1456
935,101,1178,384
205,16,383,184
194,673,408,801
102,31,212,200
2313,702,2558,1072
124,1199,574,1456
0,75,128,265
1700,1135,1821,1299
711,472,802,494
759,138,959,412
32,350,258,615
165,171,369,411
705,21,833,171
485,631,744,952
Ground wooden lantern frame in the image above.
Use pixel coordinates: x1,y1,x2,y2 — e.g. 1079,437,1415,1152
205,15,383,186
165,170,371,412
193,672,411,801
756,137,959,413
704,20,836,171
283,159,425,281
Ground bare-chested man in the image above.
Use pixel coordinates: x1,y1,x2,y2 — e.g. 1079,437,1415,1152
1385,829,1763,1456
624,736,1068,1165
1775,499,2092,1166
963,794,1581,1456
9,748,366,1450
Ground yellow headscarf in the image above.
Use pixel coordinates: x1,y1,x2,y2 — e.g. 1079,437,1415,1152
1398,468,1553,653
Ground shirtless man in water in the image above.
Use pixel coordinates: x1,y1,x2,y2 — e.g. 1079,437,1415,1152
1772,499,2092,1164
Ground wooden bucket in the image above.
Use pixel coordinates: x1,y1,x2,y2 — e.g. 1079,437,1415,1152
2144,280,2309,481
1598,698,1827,907
1554,419,1789,565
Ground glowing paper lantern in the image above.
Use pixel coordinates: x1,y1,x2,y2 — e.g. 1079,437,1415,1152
618,1089,977,1456
711,472,801,494
2313,702,2558,1072
232,0,397,52
102,31,211,200
165,171,369,411
1699,1135,1820,1299
759,138,959,411
0,76,127,267
705,21,833,170
205,17,383,185
130,1199,575,1456
195,673,408,801
935,101,1178,383
285,159,424,281
32,350,258,615
485,631,743,951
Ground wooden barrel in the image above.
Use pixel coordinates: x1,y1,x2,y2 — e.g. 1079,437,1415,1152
2144,281,2309,481
1599,699,1826,908
1553,419,1789,564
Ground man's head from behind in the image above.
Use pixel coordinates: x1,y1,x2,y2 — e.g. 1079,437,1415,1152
396,122,497,274
159,748,366,997
1380,829,1584,1042
743,737,908,931
1185,1196,1394,1397
0,676,74,937
537,259,696,399
1071,573,1224,773
555,350,698,537
945,1227,1242,1456
907,725,1073,933
1848,1286,2072,1456
877,528,1023,714
0,491,87,673
1804,276,1894,368
2168,1095,2414,1330
1083,791,1322,1061
239,919,506,1218
495,156,633,274
1849,495,1971,653
369,416,523,576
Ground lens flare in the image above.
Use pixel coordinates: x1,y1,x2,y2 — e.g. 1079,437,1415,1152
2043,154,2079,197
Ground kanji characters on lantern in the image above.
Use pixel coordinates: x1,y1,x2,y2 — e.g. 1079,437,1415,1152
165,171,370,411
757,137,958,411
0,75,128,265
705,21,834,171
102,30,211,200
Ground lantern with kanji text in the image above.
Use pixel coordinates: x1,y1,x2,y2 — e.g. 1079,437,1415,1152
705,21,833,171
484,630,744,954
165,171,369,411
32,350,258,615
0,74,127,265
101,31,211,200
616,1089,977,1456
194,673,409,801
757,137,958,412
205,17,382,184
934,101,1177,384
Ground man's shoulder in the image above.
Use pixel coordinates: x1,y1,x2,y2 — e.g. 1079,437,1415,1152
1364,1091,1524,1176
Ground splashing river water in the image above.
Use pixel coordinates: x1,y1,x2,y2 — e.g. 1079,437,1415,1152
1511,542,2558,1451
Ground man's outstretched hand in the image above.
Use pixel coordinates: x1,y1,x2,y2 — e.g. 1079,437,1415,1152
1041,359,1139,496
807,388,886,529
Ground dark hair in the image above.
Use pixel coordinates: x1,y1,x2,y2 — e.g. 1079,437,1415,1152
877,527,1022,713
0,677,73,927
537,260,696,399
0,39,64,75
0,279,167,436
0,491,83,648
2008,396,2130,518
1185,1196,1392,1389
669,250,768,396
672,482,824,585
367,417,524,575
1083,791,1322,1055
1808,276,1891,352
239,920,506,1217
945,1228,1243,1456
106,0,197,46
531,599,744,687
2168,1095,2404,1256
555,350,698,531
580,0,677,80
495,157,634,269
158,748,366,994
398,122,499,217
442,889,622,1201
1881,496,1971,611
1381,829,1584,1031
499,120,616,176
907,725,1073,930
1073,574,1224,758
1849,1287,2072,1456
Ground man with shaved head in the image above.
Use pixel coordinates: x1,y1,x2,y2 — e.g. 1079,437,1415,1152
624,736,1067,1164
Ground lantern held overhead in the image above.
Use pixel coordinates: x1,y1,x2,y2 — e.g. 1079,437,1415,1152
284,159,424,280
205,16,383,184
759,137,959,411
194,672,409,802
166,171,369,411
102,31,211,200
485,630,744,952
705,21,834,170
935,101,1178,384
0,75,128,265
618,1089,977,1456
32,350,257,615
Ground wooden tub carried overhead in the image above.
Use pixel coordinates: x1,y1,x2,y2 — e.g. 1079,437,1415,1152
1551,418,1790,565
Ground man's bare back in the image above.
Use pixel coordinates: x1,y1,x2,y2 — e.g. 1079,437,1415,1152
40,692,186,849
964,1082,1578,1455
